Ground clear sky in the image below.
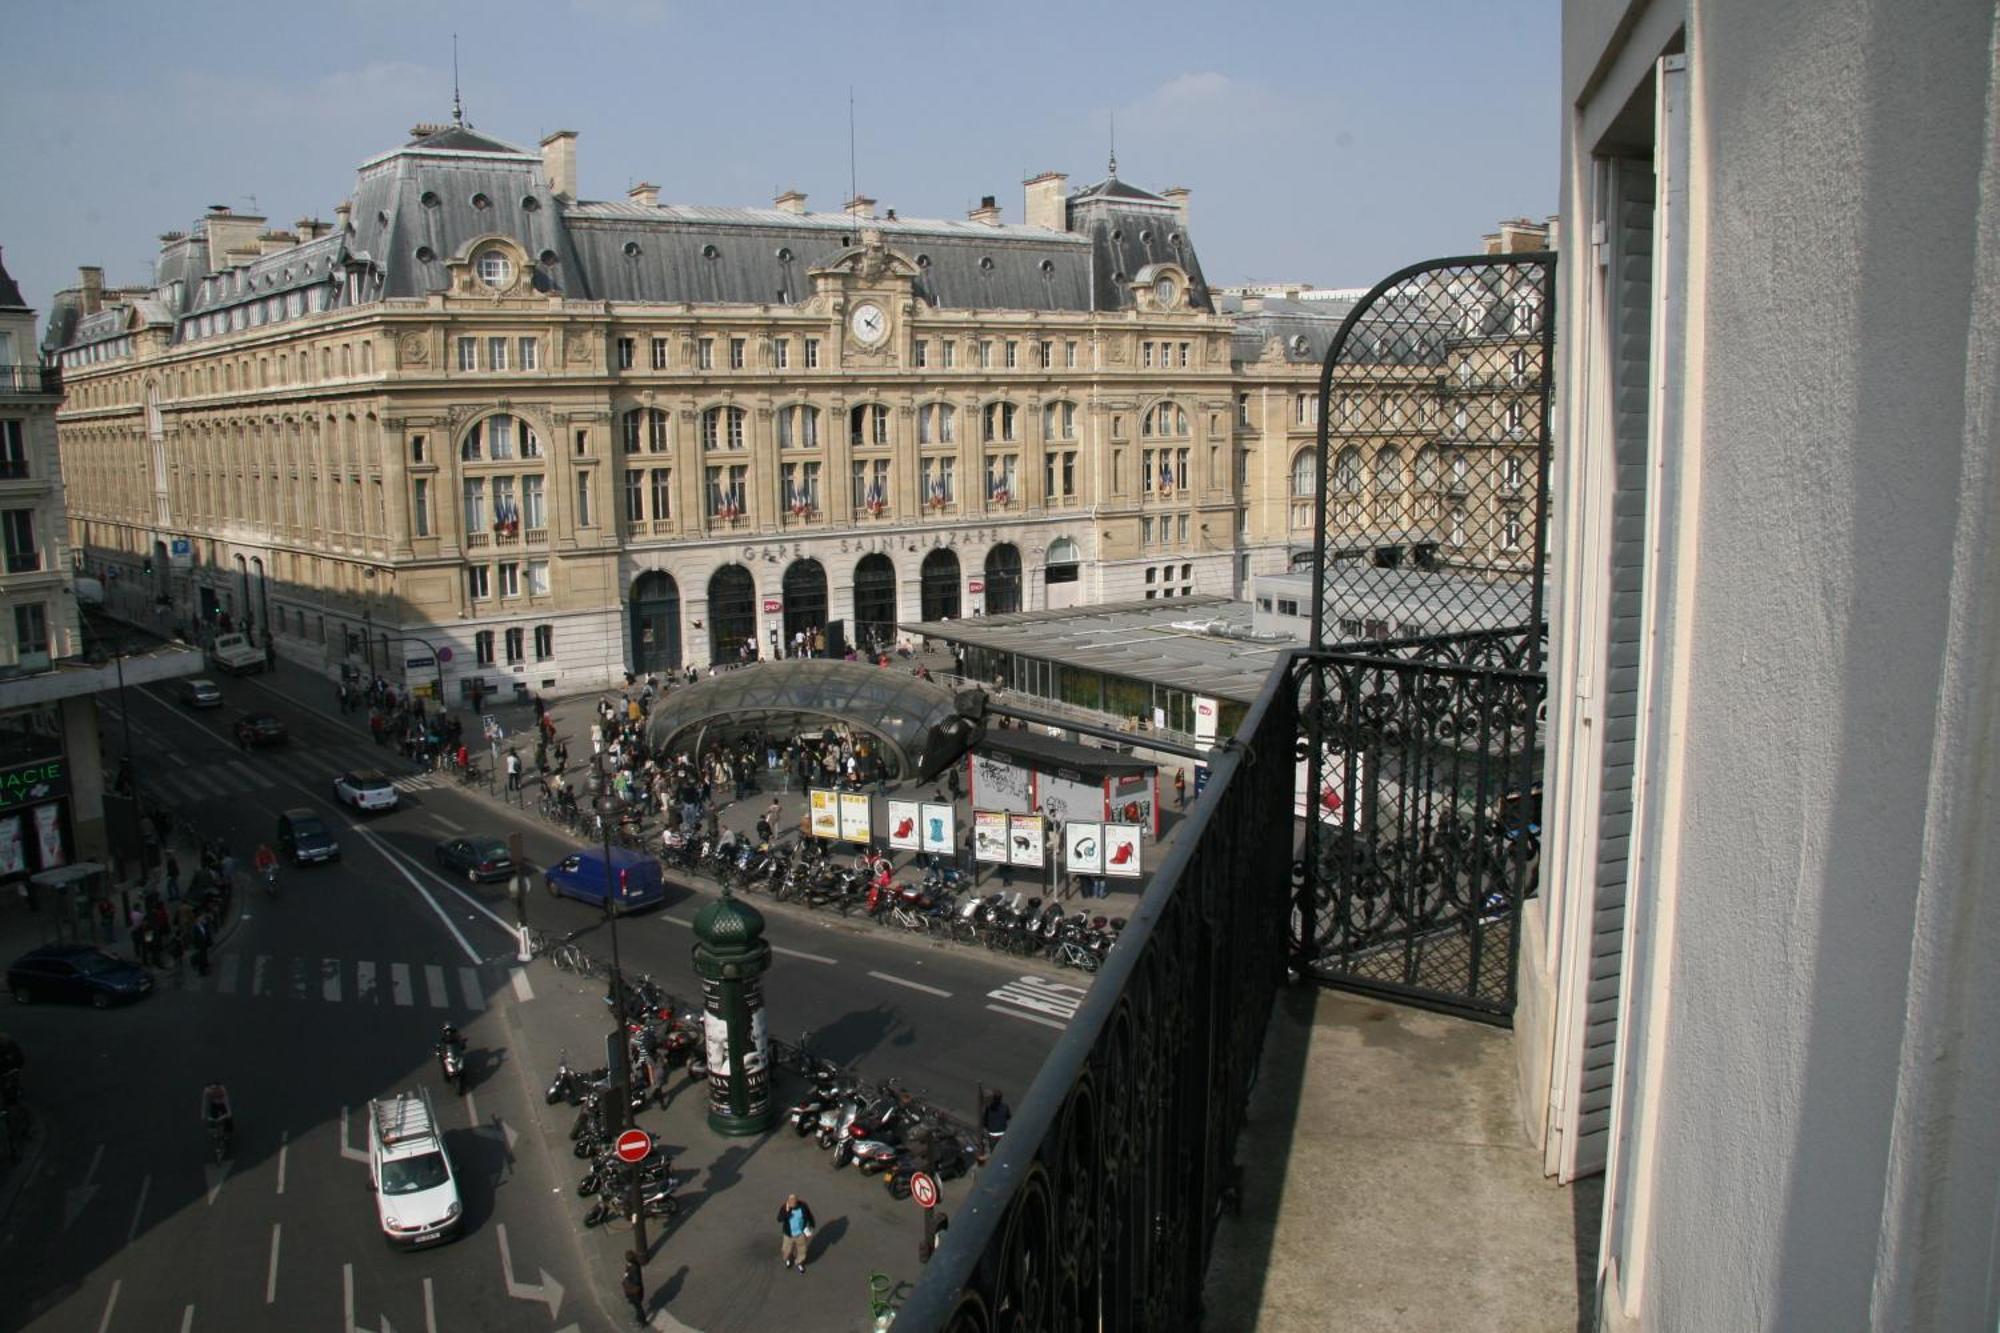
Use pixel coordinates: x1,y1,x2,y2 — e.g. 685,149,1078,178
0,0,1557,323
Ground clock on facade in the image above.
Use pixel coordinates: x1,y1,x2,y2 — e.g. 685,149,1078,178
849,302,888,345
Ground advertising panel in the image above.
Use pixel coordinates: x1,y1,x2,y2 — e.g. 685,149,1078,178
808,788,839,839
1006,813,1044,868
838,792,872,844
1064,820,1104,875
972,810,1010,864
1194,695,1219,746
919,803,955,855
1110,771,1157,837
886,800,921,852
1102,824,1143,879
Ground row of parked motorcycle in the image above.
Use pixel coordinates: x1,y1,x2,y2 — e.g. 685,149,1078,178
666,834,1127,973
779,1037,985,1199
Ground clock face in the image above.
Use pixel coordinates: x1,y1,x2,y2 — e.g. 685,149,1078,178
1153,277,1178,307
849,302,888,346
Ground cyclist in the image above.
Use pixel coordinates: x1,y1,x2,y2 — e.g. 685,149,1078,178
253,842,278,883
201,1081,234,1154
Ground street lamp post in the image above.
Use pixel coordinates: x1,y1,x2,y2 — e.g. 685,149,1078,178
591,747,647,1257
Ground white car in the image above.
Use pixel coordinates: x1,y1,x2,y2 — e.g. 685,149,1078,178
334,771,399,813
367,1090,462,1248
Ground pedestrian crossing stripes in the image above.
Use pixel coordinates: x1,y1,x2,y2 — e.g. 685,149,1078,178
153,754,452,801
165,953,513,1012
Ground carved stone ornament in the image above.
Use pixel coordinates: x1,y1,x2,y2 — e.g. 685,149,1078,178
566,334,593,365
399,333,429,365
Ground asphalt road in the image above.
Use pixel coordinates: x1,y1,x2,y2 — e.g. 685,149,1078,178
0,668,1069,1331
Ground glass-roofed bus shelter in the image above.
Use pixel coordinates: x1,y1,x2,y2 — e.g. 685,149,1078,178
642,660,980,782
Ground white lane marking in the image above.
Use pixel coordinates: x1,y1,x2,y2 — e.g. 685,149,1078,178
94,1280,119,1333
252,955,270,996
265,1222,281,1302
406,852,522,938
510,967,534,1002
321,959,341,1003
125,1173,150,1244
424,964,448,1007
342,1265,354,1331
180,1304,194,1332
216,954,241,995
356,960,377,1003
464,1091,479,1126
663,915,695,927
459,965,486,1011
64,1143,104,1229
986,974,1087,1021
276,1131,288,1195
391,962,413,1006
340,822,483,964
424,1276,437,1333
771,944,836,965
867,970,952,998
985,1003,1067,1031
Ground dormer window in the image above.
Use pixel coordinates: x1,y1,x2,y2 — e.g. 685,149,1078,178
476,252,513,289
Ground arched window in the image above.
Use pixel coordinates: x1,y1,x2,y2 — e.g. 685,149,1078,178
1334,447,1363,494
853,553,898,650
622,407,669,454
917,403,956,445
777,404,820,450
1143,401,1187,437
981,402,1017,443
707,565,757,663
1290,450,1317,498
984,544,1022,615
1041,400,1077,441
920,549,961,621
701,406,745,451
1374,445,1402,493
1413,445,1441,490
849,403,889,447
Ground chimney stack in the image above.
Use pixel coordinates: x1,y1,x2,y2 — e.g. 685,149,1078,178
540,129,578,200
627,182,660,208
968,194,1002,227
334,201,353,232
295,216,329,241
1023,171,1068,231
774,189,808,215
1162,186,1191,227
844,195,877,220
79,266,104,317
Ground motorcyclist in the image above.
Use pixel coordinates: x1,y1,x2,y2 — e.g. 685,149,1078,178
202,1081,234,1141
438,1023,465,1064
253,842,278,880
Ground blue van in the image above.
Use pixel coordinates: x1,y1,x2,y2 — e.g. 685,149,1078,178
543,847,666,912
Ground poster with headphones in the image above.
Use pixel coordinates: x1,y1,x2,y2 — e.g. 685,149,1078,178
1064,821,1104,875
1102,824,1143,879
1006,813,1044,869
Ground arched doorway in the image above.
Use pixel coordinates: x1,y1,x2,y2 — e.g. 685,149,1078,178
920,549,961,622
984,544,1022,615
781,558,828,652
1045,537,1082,610
707,565,756,664
630,571,681,674
853,554,897,651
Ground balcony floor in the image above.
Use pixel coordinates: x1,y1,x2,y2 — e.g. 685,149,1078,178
1204,987,1596,1332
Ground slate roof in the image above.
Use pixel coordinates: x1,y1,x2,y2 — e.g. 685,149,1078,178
0,249,26,311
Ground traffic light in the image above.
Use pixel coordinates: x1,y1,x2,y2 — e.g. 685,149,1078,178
142,555,154,575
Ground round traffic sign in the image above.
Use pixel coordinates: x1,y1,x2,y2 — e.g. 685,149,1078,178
614,1129,653,1163
437,646,454,663
908,1171,939,1209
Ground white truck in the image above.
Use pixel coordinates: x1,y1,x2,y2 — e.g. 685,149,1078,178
207,633,266,675
366,1089,463,1248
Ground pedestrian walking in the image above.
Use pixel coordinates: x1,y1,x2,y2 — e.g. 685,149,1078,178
1174,768,1187,809
776,1193,816,1272
620,1250,646,1325
506,749,522,792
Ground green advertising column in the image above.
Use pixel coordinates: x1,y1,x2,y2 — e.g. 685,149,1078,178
691,886,775,1136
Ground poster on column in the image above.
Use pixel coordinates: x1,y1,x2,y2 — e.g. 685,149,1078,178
807,788,839,840
837,792,872,844
33,804,64,869
1102,824,1143,878
886,800,921,852
1006,813,1044,868
1064,821,1104,875
0,815,22,877
972,810,1010,864
919,803,955,855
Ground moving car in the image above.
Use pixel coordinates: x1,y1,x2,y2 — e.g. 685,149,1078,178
277,808,340,866
367,1089,463,1248
434,835,514,883
7,945,154,1008
233,712,289,748
179,677,223,709
207,632,265,675
334,771,400,813
543,847,665,913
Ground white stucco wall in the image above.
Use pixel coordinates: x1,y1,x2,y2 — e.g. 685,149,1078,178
1565,0,2000,1328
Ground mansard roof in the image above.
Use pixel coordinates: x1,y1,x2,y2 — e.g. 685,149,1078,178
0,248,26,311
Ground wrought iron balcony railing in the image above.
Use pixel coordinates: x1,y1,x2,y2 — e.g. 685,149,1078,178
0,365,61,395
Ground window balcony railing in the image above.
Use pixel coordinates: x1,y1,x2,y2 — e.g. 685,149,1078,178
5,548,43,574
0,365,61,395
0,460,29,481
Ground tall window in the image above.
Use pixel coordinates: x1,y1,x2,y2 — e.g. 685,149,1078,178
576,471,593,526
1143,401,1187,438
526,559,550,596
1041,401,1076,441
534,623,554,659
851,458,890,511
1003,340,1018,368
982,402,1017,443
777,405,820,450
1045,450,1077,499
619,407,668,453
461,478,487,531
651,337,669,370
783,460,821,513
913,340,928,368
616,337,635,370
804,338,819,368
940,340,956,369
917,403,956,445
486,337,508,371
475,629,495,663
505,626,525,662
467,566,491,600
921,455,956,506
498,562,521,598
729,337,746,369
705,464,747,518
985,454,1018,503
624,470,645,523
457,338,477,372
701,406,746,451
1374,446,1402,493
1064,341,1078,368
773,339,789,370
518,337,539,370
13,603,47,658
1,421,28,479
697,338,714,370
1334,447,1362,494
850,403,889,447
977,340,993,369
521,475,546,529
649,468,673,520
412,478,431,537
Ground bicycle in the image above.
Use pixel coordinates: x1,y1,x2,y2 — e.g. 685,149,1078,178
519,926,552,960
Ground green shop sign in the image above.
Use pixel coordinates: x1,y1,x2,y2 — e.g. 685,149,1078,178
0,757,68,813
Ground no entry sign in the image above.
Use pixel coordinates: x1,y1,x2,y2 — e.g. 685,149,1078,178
908,1171,939,1209
614,1129,653,1163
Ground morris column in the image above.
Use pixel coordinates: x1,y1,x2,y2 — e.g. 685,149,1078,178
690,886,775,1135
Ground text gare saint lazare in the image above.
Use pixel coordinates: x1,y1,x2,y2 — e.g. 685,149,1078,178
735,529,1023,565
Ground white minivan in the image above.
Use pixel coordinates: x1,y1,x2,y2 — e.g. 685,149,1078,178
367,1089,462,1247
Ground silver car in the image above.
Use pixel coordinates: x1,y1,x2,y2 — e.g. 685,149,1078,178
180,678,223,708
334,771,400,813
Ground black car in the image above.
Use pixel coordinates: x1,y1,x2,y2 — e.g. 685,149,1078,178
278,808,340,866
8,945,154,1008
234,712,289,748
434,835,514,882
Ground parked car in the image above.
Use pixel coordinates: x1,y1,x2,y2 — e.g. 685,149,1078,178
434,835,514,883
234,712,289,748
277,808,340,866
7,945,154,1008
543,847,665,913
334,771,400,813
179,677,223,709
208,632,265,675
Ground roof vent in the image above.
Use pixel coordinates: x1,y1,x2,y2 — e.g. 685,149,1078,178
701,243,720,260
968,195,1002,226
623,241,642,258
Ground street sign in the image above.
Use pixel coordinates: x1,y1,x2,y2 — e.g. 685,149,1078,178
908,1171,939,1209
483,714,504,741
405,656,434,670
614,1129,653,1163
437,646,455,663
762,598,782,613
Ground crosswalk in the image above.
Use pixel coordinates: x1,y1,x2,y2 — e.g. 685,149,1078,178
147,747,450,802
171,953,508,1011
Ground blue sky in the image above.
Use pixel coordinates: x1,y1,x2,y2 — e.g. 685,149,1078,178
0,0,1557,321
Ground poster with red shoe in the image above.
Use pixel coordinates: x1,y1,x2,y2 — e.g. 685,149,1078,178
886,800,921,852
1102,824,1142,878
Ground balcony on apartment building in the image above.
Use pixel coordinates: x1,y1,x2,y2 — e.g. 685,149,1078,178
0,363,62,396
